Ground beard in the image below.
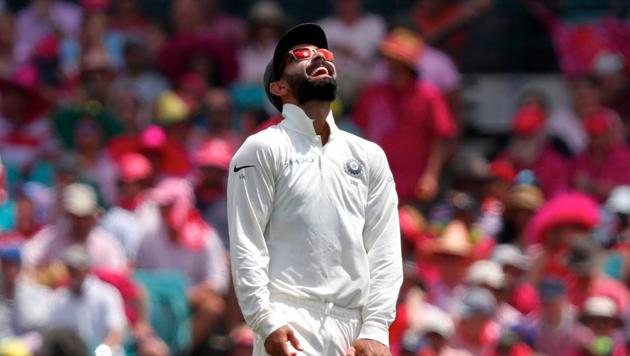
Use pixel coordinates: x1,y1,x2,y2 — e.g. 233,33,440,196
284,71,337,104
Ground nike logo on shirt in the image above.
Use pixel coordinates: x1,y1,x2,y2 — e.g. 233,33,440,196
233,165,255,173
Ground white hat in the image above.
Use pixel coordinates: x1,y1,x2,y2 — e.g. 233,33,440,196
62,183,98,217
582,296,619,319
491,244,530,271
467,260,505,290
593,52,625,76
606,186,630,215
422,307,455,338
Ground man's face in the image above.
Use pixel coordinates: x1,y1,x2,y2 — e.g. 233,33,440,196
280,45,338,104
67,265,89,295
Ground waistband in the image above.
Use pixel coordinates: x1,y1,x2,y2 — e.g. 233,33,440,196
270,292,362,321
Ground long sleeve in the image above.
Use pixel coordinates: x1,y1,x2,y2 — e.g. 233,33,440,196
358,144,403,347
227,137,286,339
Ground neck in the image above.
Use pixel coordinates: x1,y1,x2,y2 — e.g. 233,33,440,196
300,101,332,142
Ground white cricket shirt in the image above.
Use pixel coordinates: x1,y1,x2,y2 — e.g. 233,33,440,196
228,104,402,346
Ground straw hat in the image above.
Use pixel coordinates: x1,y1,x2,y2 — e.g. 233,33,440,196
423,220,473,258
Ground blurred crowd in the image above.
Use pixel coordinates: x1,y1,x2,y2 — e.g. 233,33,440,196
0,0,630,355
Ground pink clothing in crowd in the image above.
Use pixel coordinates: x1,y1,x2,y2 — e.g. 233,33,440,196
574,144,630,197
134,222,228,294
22,219,128,271
14,1,82,64
354,81,456,201
499,145,571,197
567,274,630,313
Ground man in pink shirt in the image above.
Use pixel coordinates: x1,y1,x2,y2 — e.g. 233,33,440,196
564,238,629,313
22,183,128,276
498,103,570,197
354,28,456,204
574,108,630,201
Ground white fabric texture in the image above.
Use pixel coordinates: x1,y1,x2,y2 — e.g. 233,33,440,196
252,295,362,356
228,104,402,347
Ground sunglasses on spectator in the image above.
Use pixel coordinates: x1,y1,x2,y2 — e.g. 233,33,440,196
287,47,335,62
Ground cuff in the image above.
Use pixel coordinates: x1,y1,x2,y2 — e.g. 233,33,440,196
254,312,288,340
357,321,390,348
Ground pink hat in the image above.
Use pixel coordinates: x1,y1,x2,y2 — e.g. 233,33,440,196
512,104,546,136
0,65,51,121
584,108,620,136
117,153,152,182
140,125,167,149
193,139,234,170
527,192,599,243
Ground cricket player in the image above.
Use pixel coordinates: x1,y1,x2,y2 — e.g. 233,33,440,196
228,23,402,356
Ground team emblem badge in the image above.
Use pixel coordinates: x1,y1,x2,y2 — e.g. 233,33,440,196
344,158,364,177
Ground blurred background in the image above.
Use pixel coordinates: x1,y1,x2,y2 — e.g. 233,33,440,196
1,0,630,355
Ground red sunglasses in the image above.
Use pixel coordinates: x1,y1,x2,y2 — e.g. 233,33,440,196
287,47,335,62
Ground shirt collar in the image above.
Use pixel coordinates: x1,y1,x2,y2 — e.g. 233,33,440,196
281,104,338,139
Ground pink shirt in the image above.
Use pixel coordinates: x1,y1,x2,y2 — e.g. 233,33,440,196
134,220,228,294
354,81,456,201
499,145,571,197
573,144,630,198
23,219,127,271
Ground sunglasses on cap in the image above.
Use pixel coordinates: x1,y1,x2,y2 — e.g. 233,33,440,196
286,47,335,62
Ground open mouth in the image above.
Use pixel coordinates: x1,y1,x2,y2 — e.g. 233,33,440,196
308,64,333,78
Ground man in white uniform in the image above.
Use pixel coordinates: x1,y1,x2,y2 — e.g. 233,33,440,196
228,23,402,356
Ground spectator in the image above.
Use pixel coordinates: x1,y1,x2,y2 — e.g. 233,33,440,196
108,125,192,179
135,178,228,350
100,153,155,259
577,296,627,355
237,1,288,86
420,220,474,311
497,103,571,197
193,138,234,247
108,0,150,36
62,113,120,206
60,2,124,75
354,28,456,203
574,108,630,201
191,88,242,150
159,0,239,87
592,52,630,139
0,65,54,175
318,0,386,107
75,50,118,106
153,91,196,149
492,244,539,316
48,245,127,354
13,0,82,64
564,238,629,312
109,86,151,134
496,184,544,248
527,192,599,283
524,278,586,356
23,183,127,278
199,0,247,47
111,36,170,110
0,11,15,75
466,260,523,329
547,75,603,156
450,287,499,355
0,242,51,351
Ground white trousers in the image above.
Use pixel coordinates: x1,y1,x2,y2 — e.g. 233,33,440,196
253,294,362,356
